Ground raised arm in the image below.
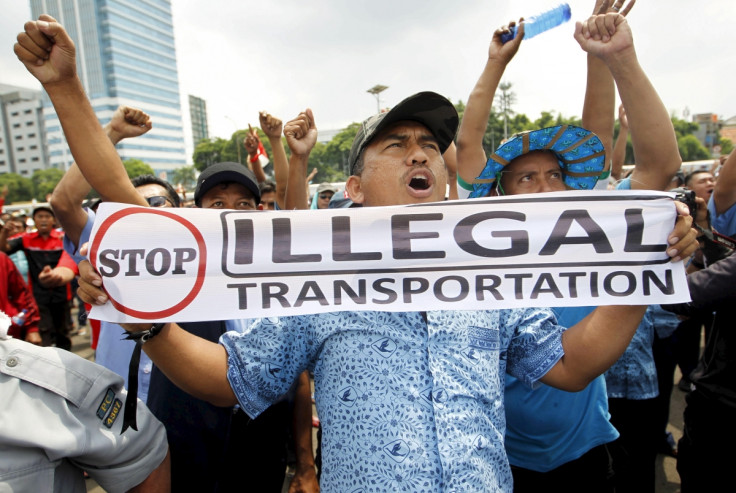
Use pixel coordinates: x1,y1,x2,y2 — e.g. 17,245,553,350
575,9,679,191
259,111,289,209
542,200,697,390
14,16,146,207
244,125,268,184
50,106,152,247
75,258,236,406
456,20,523,189
610,104,629,181
581,0,635,182
284,109,318,210
712,151,736,215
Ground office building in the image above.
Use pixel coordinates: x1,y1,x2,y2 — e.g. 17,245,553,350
0,84,48,176
29,0,188,177
189,95,209,145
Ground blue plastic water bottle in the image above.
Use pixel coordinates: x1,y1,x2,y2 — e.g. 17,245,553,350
12,309,28,327
500,3,572,43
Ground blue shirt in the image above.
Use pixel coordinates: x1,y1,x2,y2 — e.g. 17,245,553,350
650,304,681,339
708,194,736,238
504,306,618,472
604,307,658,399
222,309,565,492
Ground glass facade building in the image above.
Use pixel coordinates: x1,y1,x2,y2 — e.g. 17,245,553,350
30,0,187,177
189,95,209,146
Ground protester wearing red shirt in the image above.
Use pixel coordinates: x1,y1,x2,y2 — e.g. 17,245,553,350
0,251,41,343
0,206,78,350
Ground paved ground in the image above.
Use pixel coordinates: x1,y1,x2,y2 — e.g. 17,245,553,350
72,326,689,493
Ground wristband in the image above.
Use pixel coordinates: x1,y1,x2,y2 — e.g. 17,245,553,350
457,174,474,192
121,323,166,433
124,322,166,343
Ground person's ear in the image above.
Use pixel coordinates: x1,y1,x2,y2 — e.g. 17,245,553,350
345,175,364,205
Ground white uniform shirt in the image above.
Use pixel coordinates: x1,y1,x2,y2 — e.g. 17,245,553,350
0,337,168,493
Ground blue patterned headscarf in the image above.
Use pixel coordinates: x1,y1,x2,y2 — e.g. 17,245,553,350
469,125,606,198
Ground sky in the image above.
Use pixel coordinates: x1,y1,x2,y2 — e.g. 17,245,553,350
1,0,735,158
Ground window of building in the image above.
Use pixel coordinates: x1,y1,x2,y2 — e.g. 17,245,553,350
11,111,19,117
24,109,32,114
30,145,38,150
12,123,21,128
19,158,26,163
21,170,28,175
27,133,36,138
31,157,39,162
15,135,22,140
17,147,24,151
26,121,34,126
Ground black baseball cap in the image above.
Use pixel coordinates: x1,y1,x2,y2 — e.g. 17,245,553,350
348,91,459,174
32,205,55,217
194,162,261,206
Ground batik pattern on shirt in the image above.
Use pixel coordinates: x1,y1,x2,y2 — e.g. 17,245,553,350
222,308,564,492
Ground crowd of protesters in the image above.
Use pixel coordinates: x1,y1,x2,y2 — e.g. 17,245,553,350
1,0,733,492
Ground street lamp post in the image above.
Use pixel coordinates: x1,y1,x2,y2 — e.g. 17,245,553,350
367,84,389,114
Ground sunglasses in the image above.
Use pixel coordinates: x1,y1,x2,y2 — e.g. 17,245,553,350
146,195,170,207
319,194,333,200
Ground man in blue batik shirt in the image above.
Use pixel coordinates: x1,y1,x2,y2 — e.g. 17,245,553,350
18,17,697,492
74,92,693,493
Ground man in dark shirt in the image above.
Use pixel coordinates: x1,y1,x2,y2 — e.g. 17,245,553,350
663,252,736,492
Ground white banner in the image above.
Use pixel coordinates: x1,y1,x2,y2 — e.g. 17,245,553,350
87,190,690,322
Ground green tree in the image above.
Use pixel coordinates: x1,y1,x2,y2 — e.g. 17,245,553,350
170,165,196,189
671,117,699,139
718,137,734,156
123,159,155,179
193,138,228,171
310,123,360,179
31,168,64,201
677,134,710,161
0,172,34,203
192,132,253,171
453,100,466,124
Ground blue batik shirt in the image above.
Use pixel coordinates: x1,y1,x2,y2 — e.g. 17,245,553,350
604,307,658,399
221,308,565,492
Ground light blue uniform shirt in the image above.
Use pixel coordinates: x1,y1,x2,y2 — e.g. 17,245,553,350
708,194,736,238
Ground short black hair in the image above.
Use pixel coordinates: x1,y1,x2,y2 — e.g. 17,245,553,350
259,179,276,196
130,174,181,207
684,170,712,187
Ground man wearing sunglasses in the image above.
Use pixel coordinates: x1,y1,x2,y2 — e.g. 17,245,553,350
312,182,337,209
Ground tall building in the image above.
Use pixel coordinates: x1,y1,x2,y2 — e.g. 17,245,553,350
0,84,48,177
29,0,188,178
188,95,209,146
